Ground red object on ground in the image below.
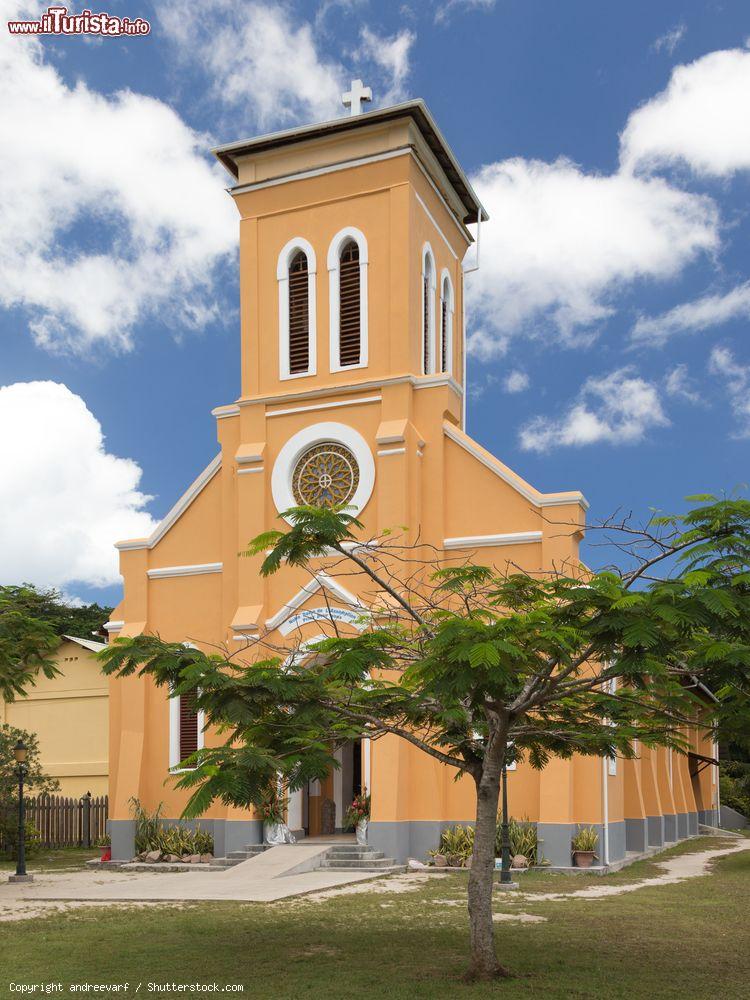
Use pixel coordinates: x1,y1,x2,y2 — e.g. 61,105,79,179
101,848,111,862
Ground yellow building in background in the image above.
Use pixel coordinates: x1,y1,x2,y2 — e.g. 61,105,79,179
106,91,719,865
2,636,108,797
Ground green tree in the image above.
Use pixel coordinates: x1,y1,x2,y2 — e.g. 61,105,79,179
0,724,59,856
0,585,112,640
0,590,60,702
100,496,750,981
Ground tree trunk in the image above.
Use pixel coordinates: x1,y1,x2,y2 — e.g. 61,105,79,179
466,758,509,980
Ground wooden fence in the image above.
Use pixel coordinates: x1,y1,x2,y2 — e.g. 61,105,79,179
25,793,108,849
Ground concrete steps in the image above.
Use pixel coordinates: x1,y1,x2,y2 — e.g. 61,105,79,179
319,845,402,871
214,841,405,875
213,845,269,868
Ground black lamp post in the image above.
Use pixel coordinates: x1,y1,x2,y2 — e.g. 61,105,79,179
496,752,518,890
9,740,33,884
499,759,512,884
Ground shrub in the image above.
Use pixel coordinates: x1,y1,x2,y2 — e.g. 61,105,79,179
433,824,474,865
495,815,541,865
129,798,213,856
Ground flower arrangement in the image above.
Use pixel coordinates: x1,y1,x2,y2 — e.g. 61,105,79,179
258,784,288,826
344,792,370,829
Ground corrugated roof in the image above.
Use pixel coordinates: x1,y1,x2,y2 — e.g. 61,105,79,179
62,635,107,653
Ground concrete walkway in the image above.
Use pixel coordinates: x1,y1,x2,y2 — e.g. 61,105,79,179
0,844,387,906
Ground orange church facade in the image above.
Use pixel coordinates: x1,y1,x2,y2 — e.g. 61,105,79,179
106,98,719,865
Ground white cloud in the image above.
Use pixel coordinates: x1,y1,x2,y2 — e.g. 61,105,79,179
708,346,750,436
467,157,718,352
434,0,496,26
157,0,344,130
519,368,669,452
620,48,750,177
631,282,750,346
652,23,686,56
467,327,508,361
664,364,703,404
356,28,415,105
0,382,156,588
0,0,237,354
503,370,530,393
157,1,413,130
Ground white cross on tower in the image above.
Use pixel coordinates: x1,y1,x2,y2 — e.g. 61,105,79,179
342,79,372,116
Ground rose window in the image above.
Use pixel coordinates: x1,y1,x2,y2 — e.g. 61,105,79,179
292,442,360,508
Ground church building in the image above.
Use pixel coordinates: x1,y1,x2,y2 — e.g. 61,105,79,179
106,86,719,866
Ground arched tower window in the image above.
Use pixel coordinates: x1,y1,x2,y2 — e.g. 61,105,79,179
328,226,368,372
277,237,317,380
440,271,454,375
288,251,310,374
421,244,436,375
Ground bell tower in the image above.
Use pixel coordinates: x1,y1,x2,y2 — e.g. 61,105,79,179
213,89,486,413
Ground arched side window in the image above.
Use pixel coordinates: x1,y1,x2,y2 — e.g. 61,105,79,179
328,226,368,372
277,238,317,380
421,244,436,375
439,270,454,375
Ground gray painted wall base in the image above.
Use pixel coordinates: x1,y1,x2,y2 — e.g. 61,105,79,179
625,818,648,853
369,820,465,863
538,822,627,867
108,818,263,861
664,814,677,843
647,814,664,847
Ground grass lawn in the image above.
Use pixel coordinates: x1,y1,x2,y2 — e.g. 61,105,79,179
0,847,98,872
0,837,748,998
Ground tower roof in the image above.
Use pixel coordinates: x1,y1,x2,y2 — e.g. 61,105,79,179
213,99,488,226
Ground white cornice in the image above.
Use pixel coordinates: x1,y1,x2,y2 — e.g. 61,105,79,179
212,404,240,419
443,423,589,511
147,563,223,580
103,620,124,632
115,454,222,552
233,373,462,410
443,531,543,550
267,395,381,419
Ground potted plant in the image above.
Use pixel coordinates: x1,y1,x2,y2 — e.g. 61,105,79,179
259,783,292,845
571,826,599,868
345,792,370,846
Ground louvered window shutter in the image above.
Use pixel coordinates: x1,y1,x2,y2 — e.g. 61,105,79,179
179,691,199,763
423,273,430,374
338,241,360,367
441,296,448,373
288,251,310,374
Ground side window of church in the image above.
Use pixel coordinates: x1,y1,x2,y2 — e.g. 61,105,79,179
338,240,361,367
288,250,310,374
422,251,434,374
179,691,199,764
440,274,453,375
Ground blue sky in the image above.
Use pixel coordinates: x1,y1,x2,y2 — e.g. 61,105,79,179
1,0,749,607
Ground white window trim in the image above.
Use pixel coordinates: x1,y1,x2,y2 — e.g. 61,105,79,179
169,680,205,773
270,420,376,521
328,226,369,373
277,237,317,381
421,242,436,375
439,269,454,376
